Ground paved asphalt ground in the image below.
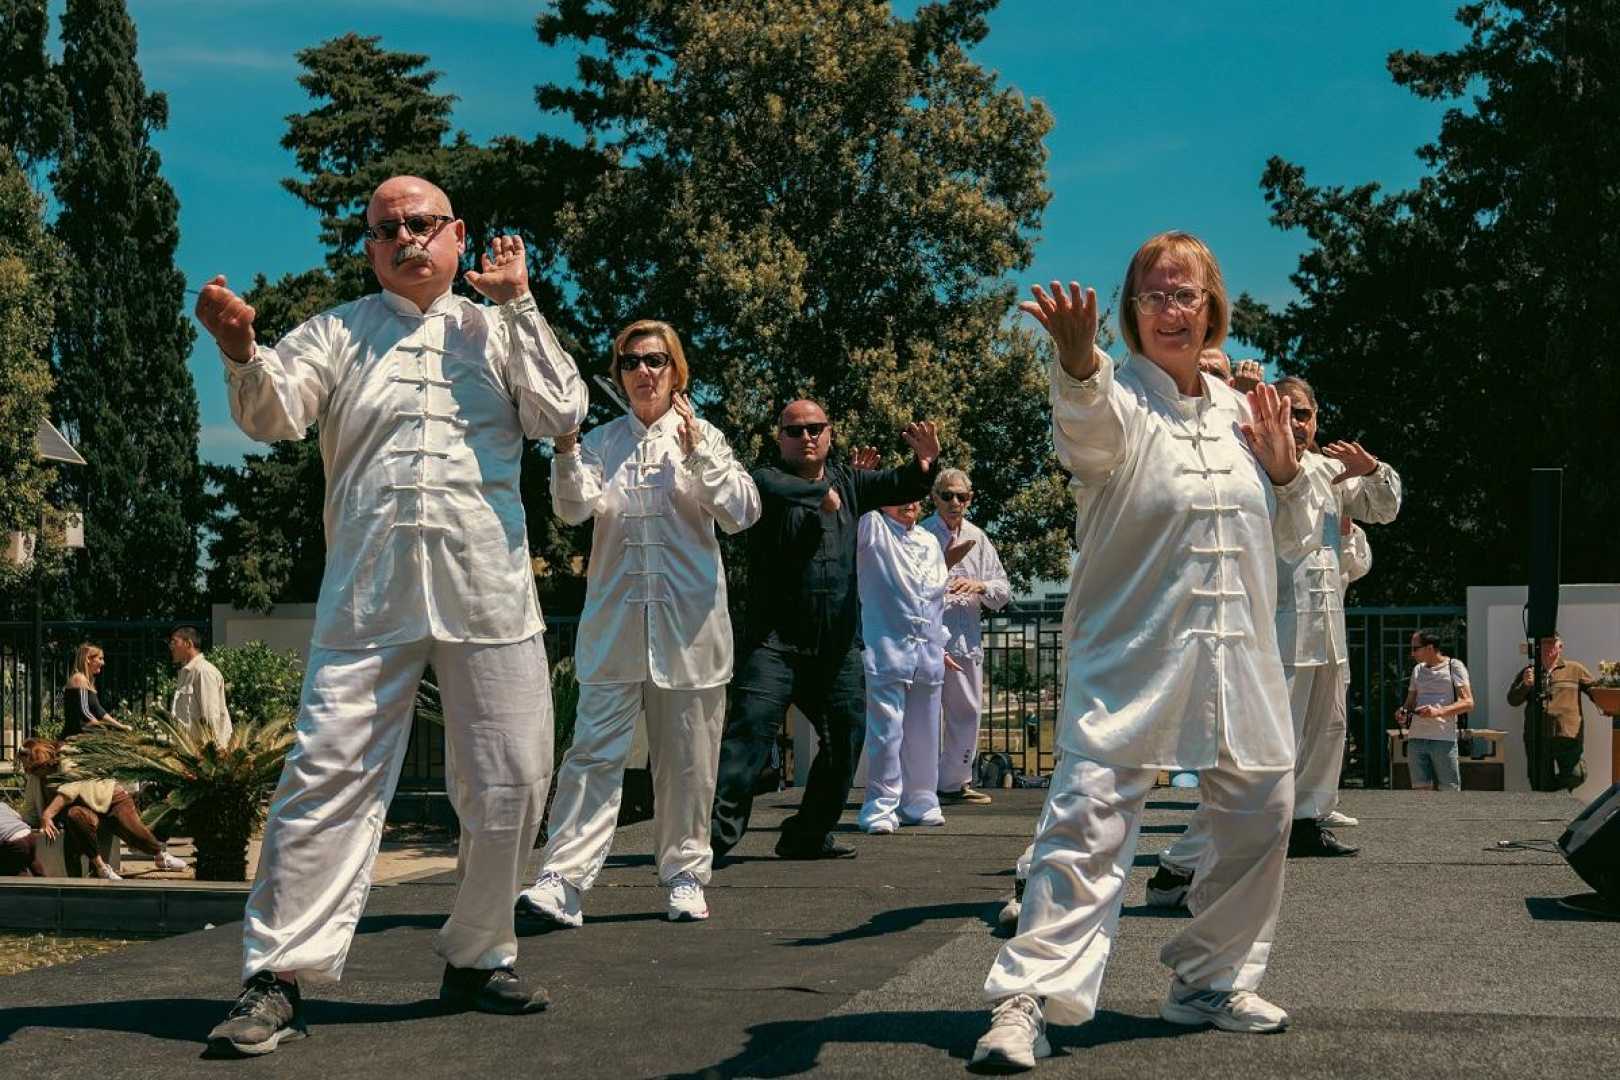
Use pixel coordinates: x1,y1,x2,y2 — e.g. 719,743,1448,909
2,787,1616,1079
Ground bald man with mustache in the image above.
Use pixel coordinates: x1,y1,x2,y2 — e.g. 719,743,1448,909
709,400,942,861
194,175,588,1054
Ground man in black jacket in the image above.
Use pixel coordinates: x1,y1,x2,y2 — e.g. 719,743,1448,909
711,399,941,859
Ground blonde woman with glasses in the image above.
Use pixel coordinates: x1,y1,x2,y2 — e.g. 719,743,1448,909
518,320,759,927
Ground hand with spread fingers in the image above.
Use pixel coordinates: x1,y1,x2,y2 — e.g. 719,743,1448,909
673,392,700,457
1231,359,1264,393
1321,440,1379,484
1241,382,1301,485
900,421,942,472
463,234,530,304
850,446,880,471
1018,280,1099,380
194,275,258,363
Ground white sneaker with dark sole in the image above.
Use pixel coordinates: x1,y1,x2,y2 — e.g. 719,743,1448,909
971,993,1051,1072
1160,980,1289,1033
1319,810,1359,828
665,871,709,922
516,870,583,928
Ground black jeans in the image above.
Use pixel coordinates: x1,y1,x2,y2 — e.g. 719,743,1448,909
1525,734,1585,791
711,644,866,856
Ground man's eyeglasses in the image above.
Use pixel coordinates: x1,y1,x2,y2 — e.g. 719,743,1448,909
780,422,829,439
364,214,454,243
617,351,672,373
1290,407,1315,423
1130,287,1207,315
937,491,972,504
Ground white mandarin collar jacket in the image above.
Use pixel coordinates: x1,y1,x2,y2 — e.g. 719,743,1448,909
857,511,949,685
1052,352,1321,771
1274,451,1401,666
920,515,1012,658
223,289,589,649
553,407,760,688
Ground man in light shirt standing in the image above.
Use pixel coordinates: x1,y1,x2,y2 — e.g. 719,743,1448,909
193,175,588,1055
168,626,232,746
921,468,1011,805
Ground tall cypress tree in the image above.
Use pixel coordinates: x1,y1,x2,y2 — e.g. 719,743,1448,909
48,0,202,616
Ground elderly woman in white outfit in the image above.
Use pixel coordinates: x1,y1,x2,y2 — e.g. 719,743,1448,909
855,499,955,833
518,320,759,927
972,231,1321,1072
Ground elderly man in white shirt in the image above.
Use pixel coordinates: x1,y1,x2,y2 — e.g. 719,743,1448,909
973,233,1321,1072
167,626,232,746
921,468,1011,805
518,319,759,928
855,499,956,833
193,175,588,1054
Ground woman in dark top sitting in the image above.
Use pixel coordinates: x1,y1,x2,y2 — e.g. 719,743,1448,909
62,643,131,738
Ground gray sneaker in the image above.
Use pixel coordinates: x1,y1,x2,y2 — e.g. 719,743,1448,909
971,993,1051,1072
206,971,307,1056
1160,978,1289,1033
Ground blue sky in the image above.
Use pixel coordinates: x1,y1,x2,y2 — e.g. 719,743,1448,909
106,1,1472,464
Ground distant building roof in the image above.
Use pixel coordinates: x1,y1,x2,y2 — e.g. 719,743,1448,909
35,420,86,466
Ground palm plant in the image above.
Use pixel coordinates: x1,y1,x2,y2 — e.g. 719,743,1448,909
68,708,296,881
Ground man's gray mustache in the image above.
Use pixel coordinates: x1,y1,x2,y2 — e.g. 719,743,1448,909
394,246,431,267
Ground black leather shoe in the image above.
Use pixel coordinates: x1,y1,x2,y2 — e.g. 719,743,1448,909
774,834,858,860
1288,821,1359,858
439,964,550,1014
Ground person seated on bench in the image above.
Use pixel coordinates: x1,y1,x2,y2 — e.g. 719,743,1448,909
19,738,188,878
0,800,44,876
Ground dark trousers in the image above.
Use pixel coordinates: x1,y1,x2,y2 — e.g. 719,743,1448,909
1525,734,1585,791
711,644,866,856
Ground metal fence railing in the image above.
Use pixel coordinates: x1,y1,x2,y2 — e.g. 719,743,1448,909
1,618,210,761
4,605,1463,793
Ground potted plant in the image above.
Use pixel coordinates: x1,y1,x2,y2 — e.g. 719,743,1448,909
1591,661,1620,717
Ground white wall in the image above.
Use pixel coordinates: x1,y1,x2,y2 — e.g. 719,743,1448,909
212,603,318,662
1465,584,1620,801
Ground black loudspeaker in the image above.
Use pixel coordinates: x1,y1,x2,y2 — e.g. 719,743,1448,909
1526,468,1563,639
1557,783,1620,907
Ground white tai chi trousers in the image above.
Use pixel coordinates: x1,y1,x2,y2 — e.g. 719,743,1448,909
242,635,553,983
937,653,983,793
985,751,1293,1024
542,682,725,888
1161,661,1347,874
859,678,944,830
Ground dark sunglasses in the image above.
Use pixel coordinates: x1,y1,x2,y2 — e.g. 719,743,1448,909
1290,407,1315,423
617,351,672,373
937,491,972,504
780,422,829,439
363,214,453,243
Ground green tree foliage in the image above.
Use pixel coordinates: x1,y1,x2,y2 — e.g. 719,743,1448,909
48,0,202,616
1249,0,1620,603
0,149,58,597
0,0,68,164
538,0,1067,587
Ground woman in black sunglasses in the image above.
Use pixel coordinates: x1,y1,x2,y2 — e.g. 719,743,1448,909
520,320,760,928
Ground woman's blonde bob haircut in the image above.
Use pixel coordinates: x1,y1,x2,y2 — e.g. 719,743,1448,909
1119,231,1230,358
71,643,103,689
611,320,690,396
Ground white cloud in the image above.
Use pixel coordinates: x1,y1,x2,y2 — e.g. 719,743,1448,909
199,423,267,466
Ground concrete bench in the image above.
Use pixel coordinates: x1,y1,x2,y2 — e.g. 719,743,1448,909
33,818,123,878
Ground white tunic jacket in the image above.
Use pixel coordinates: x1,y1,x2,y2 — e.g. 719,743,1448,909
1053,353,1320,771
920,515,1012,659
553,409,760,688
224,289,588,649
857,512,949,686
172,653,233,745
1275,451,1402,667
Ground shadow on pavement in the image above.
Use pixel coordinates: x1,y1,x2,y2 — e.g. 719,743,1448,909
0,996,444,1048
669,1007,1196,1077
783,901,1000,947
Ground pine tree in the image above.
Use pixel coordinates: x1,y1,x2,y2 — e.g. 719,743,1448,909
48,0,202,616
1251,0,1620,602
